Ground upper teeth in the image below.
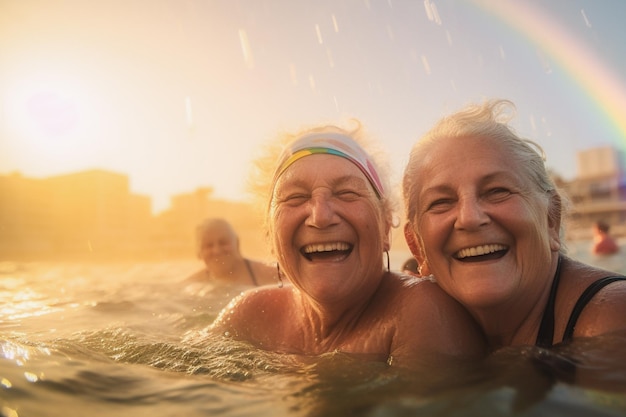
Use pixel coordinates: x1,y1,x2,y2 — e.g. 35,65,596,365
456,244,507,259
303,242,350,254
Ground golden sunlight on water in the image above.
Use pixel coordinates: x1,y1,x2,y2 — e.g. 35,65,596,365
0,253,625,417
0,275,58,321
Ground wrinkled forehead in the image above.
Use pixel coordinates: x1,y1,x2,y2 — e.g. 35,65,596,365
409,135,531,195
418,134,517,168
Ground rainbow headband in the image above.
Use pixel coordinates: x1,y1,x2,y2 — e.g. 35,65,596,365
273,132,385,198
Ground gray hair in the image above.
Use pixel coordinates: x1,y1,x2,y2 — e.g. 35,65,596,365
402,99,567,250
195,218,238,255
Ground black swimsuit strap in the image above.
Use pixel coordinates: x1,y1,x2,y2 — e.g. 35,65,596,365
562,276,626,343
536,256,563,348
244,259,259,286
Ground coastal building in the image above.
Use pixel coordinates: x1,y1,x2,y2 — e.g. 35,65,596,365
152,187,268,259
0,170,151,259
562,146,626,240
0,169,264,260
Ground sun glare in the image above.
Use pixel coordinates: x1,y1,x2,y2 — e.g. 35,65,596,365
3,72,102,173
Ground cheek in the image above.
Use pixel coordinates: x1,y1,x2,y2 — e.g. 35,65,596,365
270,210,294,253
516,198,552,245
416,216,445,248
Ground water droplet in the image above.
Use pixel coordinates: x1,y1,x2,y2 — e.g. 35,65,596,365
309,75,316,92
581,9,592,28
421,55,431,75
24,371,38,383
424,0,442,25
1,406,18,417
238,29,254,69
331,14,339,33
315,24,323,44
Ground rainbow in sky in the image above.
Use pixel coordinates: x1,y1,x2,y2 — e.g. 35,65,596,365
469,0,626,148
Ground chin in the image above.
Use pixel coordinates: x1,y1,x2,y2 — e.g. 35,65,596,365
460,285,512,307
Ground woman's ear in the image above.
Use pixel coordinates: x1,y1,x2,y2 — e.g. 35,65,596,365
547,192,562,252
404,222,429,275
403,222,420,255
404,222,426,265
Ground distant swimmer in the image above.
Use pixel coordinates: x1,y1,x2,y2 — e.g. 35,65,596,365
184,218,276,286
401,257,419,275
591,220,619,256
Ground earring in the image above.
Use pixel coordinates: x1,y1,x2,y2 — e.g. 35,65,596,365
276,263,284,288
385,251,390,272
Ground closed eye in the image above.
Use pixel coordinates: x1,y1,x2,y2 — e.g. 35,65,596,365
427,198,455,212
335,189,362,201
280,193,309,206
484,187,512,202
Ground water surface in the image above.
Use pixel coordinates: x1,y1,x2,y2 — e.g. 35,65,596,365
1,241,625,417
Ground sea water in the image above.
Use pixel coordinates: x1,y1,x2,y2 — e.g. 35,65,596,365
1,241,626,417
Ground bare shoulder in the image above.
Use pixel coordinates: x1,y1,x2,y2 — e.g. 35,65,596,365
212,285,290,326
210,285,293,343
382,273,486,362
563,257,626,338
574,275,626,338
388,273,466,313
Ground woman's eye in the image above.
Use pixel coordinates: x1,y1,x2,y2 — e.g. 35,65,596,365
485,188,511,201
282,194,308,205
427,198,453,212
336,189,361,200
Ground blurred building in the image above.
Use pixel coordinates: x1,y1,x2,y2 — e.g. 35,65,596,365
0,170,151,259
0,169,267,261
152,187,269,259
561,146,626,239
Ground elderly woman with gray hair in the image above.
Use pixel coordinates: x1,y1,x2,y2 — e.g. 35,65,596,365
403,99,626,351
185,218,276,287
209,122,485,369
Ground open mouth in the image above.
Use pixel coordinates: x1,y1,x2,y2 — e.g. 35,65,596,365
454,244,508,262
301,242,353,261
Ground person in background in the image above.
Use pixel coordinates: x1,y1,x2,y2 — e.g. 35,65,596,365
401,257,419,275
185,218,276,286
209,122,485,369
591,220,619,256
402,99,626,351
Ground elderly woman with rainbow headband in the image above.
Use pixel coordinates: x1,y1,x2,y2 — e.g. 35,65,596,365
403,99,626,351
209,122,485,369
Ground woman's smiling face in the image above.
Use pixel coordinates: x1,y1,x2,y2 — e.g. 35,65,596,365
270,153,389,301
408,135,560,310
198,222,238,269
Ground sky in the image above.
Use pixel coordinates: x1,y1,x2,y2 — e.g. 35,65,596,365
2,0,626,213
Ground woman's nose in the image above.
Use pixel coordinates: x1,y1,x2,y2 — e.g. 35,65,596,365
455,197,490,230
306,193,337,228
206,246,220,255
